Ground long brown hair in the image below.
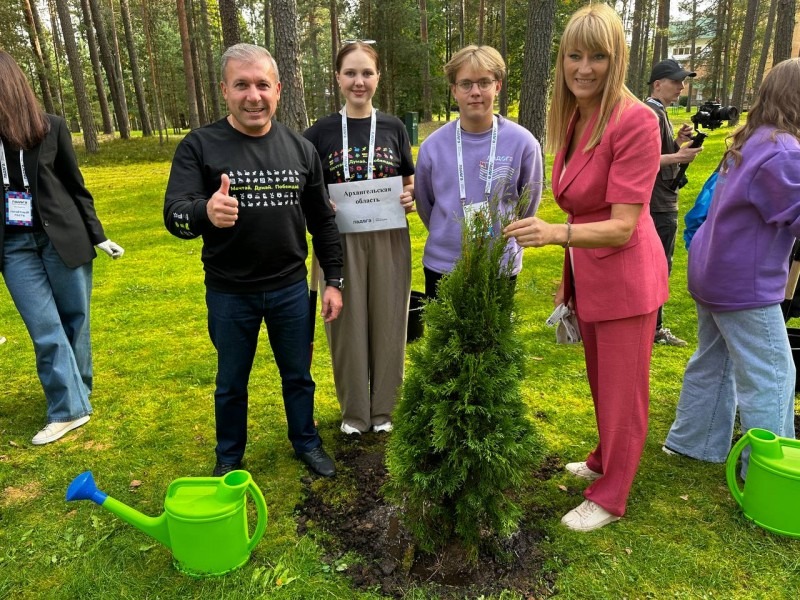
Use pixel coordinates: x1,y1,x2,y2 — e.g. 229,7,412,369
546,3,638,154
723,57,800,169
0,51,50,150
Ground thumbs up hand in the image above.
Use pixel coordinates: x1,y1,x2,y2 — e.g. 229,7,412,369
207,173,239,228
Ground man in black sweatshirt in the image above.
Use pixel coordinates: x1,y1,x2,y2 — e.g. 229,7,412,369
164,43,343,478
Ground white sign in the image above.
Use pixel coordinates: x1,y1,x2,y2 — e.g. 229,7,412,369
328,176,406,234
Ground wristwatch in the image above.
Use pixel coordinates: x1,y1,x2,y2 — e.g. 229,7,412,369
326,278,344,290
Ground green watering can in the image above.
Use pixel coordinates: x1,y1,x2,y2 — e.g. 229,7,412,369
726,428,800,539
66,470,268,576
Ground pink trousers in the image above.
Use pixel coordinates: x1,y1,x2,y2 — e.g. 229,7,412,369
577,310,657,516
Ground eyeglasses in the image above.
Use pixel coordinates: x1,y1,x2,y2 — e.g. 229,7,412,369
343,39,376,45
455,79,496,92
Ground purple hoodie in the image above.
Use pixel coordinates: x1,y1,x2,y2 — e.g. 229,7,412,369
688,127,800,311
415,116,543,275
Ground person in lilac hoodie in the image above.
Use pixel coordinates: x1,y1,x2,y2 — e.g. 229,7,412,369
415,45,543,297
663,58,800,475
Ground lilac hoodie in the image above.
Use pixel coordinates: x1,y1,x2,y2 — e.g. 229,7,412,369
688,127,800,311
415,116,543,275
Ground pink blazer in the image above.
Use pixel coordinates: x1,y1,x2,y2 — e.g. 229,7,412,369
553,100,668,322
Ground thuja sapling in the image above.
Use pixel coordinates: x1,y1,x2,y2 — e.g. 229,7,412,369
384,189,540,561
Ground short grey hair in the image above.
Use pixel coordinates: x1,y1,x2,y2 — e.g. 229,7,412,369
220,43,280,82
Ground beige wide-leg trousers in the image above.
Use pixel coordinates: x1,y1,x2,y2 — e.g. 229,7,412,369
324,228,411,432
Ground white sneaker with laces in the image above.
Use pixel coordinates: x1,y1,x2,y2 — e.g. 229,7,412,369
340,422,362,435
372,422,393,433
31,415,90,445
565,461,602,481
561,500,620,532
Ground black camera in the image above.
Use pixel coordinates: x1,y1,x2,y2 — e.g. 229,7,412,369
691,101,739,130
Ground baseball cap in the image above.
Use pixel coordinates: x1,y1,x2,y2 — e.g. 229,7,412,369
648,59,696,84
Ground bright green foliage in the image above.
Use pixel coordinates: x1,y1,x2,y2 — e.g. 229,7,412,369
385,194,538,560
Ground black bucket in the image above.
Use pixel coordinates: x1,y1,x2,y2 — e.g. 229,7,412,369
787,328,800,392
407,291,426,343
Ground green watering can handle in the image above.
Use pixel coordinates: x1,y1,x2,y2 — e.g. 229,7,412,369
246,481,268,552
726,434,750,508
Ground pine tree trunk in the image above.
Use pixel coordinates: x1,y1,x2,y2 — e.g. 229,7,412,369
329,0,340,113
177,0,201,129
186,0,209,125
264,0,272,49
141,0,166,141
119,0,153,135
80,0,114,134
272,0,309,131
627,0,646,97
498,0,508,116
686,0,698,111
88,0,130,137
22,0,55,114
519,0,555,153
105,0,131,136
754,0,778,93
730,0,759,115
53,0,99,152
419,0,432,121
652,0,670,65
47,0,67,115
199,0,222,120
773,0,796,64
219,0,240,49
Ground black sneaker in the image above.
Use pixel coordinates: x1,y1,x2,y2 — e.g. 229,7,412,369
212,461,243,477
296,446,336,477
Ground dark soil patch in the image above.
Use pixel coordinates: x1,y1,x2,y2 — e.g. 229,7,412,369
296,435,558,598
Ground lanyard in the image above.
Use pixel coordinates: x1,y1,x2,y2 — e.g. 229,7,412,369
456,115,498,204
340,107,377,181
0,139,29,192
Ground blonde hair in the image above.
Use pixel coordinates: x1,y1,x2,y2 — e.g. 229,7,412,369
723,57,800,168
546,3,637,154
444,45,506,85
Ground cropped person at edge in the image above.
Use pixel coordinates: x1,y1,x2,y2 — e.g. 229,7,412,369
505,4,666,531
0,50,124,446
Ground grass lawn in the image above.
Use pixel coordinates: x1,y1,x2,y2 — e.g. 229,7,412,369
1,115,799,599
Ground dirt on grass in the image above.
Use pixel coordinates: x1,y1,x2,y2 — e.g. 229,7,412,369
296,434,558,599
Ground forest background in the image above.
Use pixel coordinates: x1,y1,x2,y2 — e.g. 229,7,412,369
1,0,800,598
0,0,797,154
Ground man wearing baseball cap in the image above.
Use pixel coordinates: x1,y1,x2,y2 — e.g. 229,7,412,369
645,59,703,347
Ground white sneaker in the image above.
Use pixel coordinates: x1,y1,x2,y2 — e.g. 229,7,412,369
565,461,602,481
561,500,620,532
340,422,361,435
372,422,393,433
32,415,90,445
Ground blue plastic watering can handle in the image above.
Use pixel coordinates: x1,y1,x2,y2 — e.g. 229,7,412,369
726,434,750,508
246,481,268,552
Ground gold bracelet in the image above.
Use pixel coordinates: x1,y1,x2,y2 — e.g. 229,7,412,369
562,222,571,248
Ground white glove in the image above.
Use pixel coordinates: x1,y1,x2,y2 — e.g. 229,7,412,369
96,239,124,259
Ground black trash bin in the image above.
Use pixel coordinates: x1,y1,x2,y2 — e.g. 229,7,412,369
407,291,425,343
787,328,800,392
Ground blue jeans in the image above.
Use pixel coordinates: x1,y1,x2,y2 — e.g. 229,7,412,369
2,232,93,422
206,280,321,463
665,303,796,475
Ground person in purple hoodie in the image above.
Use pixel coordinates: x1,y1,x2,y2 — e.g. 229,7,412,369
414,45,543,298
663,58,800,475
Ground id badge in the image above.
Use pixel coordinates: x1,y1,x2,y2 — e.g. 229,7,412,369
5,190,33,227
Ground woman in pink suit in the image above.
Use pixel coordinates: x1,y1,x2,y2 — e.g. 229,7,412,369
505,3,666,531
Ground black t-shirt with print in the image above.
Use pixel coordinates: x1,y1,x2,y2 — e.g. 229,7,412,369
164,118,342,293
303,111,414,186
